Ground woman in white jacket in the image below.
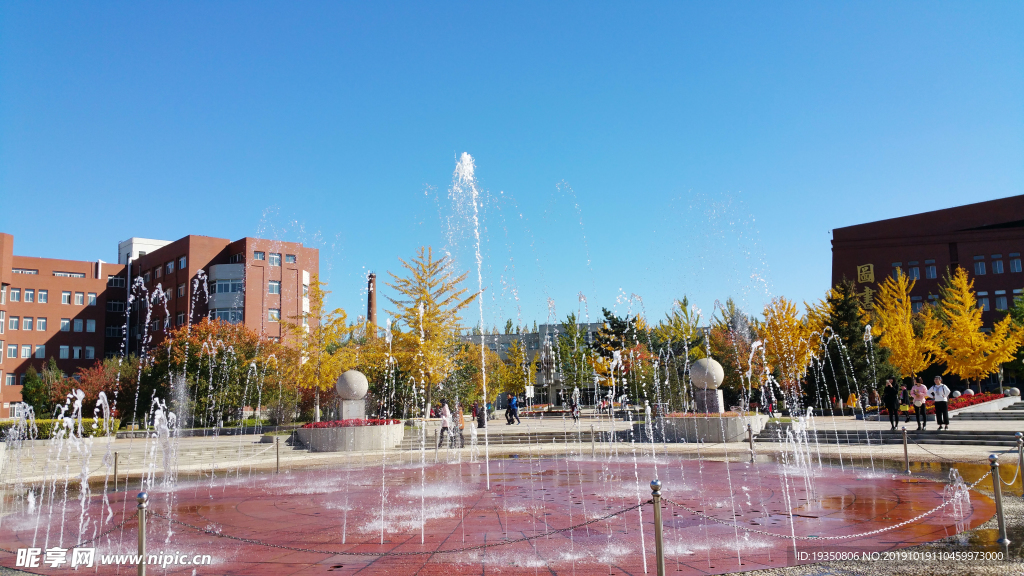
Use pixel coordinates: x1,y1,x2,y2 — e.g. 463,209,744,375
929,376,952,431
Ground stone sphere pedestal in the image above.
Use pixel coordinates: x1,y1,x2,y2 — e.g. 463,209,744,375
690,358,726,414
337,370,369,420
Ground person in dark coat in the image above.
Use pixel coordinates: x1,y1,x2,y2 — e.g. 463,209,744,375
881,377,900,430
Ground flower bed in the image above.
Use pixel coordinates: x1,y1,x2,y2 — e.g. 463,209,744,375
880,393,1005,415
301,419,400,429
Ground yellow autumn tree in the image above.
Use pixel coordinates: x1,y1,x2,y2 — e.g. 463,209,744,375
804,288,834,338
499,338,533,395
933,267,1022,386
386,246,478,409
873,269,941,379
760,297,813,392
284,275,350,422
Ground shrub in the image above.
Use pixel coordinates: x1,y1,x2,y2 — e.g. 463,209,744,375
0,418,121,440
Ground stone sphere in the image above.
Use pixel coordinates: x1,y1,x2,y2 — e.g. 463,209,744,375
1007,387,1020,397
690,358,725,390
336,370,369,400
963,388,974,396
950,390,961,398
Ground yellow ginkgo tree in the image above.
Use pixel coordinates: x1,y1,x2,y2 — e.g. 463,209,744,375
932,267,1022,387
760,297,813,392
873,269,941,381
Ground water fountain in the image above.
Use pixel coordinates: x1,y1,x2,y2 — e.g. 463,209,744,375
0,153,1005,575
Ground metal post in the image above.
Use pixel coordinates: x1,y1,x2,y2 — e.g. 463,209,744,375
650,479,666,576
1017,432,1023,495
276,437,280,474
747,423,755,463
113,452,119,491
590,424,596,458
902,426,910,474
137,492,148,576
989,455,1009,546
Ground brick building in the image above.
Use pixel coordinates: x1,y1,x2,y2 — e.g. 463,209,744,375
832,195,1024,328
0,232,319,418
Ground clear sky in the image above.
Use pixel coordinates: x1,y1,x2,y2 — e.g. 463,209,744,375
1,2,1021,329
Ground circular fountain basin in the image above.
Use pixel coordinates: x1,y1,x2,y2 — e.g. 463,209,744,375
0,457,993,575
294,421,405,452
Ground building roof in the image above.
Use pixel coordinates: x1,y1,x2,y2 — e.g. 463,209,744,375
833,195,1024,242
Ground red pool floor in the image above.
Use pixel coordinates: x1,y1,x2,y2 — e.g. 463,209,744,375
0,456,994,575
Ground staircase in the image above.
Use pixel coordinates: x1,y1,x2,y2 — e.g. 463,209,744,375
755,425,1021,447
955,400,1024,420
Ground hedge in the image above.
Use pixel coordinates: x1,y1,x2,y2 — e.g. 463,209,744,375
0,418,121,440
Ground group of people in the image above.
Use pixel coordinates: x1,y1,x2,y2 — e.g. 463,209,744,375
881,375,951,431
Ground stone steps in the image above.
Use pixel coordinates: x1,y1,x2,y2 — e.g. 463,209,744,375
755,427,1021,447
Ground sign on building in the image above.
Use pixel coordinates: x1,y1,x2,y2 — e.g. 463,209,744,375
857,263,874,283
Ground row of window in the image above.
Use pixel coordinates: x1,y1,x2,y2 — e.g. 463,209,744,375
252,252,297,265
893,254,1023,281
3,344,95,361
141,256,188,284
908,289,1023,313
1,288,98,306
5,316,98,333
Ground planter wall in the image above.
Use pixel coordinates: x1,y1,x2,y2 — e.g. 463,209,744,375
294,423,405,452
637,415,768,443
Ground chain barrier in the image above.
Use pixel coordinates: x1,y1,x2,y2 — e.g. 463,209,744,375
996,461,1021,488
0,511,138,555
906,437,987,465
661,471,992,542
149,500,652,557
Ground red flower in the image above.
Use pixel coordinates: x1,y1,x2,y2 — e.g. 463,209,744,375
300,419,400,429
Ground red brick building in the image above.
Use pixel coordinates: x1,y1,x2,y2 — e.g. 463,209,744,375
832,195,1024,327
0,233,319,418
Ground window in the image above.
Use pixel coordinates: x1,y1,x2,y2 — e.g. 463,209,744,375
303,285,309,297
107,275,125,288
165,288,173,301
974,259,986,276
38,290,47,303
177,284,186,298
8,317,18,331
155,267,162,279
34,345,44,359
993,260,1005,274
978,292,990,311
12,268,38,275
1015,289,1024,302
0,311,4,334
106,301,125,312
6,345,15,359
105,326,121,337
0,286,4,304
210,309,243,323
165,261,174,274
253,251,266,261
5,374,14,386
22,317,32,331
268,309,281,322
24,289,34,303
74,292,84,305
268,281,281,295
9,289,19,302
269,253,281,266
73,347,82,360
61,291,71,304
996,290,1008,311
85,347,95,360
285,254,297,264
73,319,83,332
176,312,185,326
229,253,245,264
59,346,69,359
178,256,187,270
36,318,46,331
212,280,244,294
60,318,70,332
908,267,920,281
87,293,97,306
53,271,85,278
891,263,902,278
21,345,30,359
1012,254,1022,273
86,319,96,333
143,271,151,283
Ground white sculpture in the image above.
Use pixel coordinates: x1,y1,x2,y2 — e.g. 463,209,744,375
690,358,725,390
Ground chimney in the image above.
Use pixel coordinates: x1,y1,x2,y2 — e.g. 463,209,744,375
367,272,377,331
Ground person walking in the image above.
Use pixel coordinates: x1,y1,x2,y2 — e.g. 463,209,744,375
509,393,521,424
437,399,452,448
929,375,951,431
900,383,911,423
910,377,929,431
474,401,485,429
504,394,514,425
456,402,466,447
881,377,900,430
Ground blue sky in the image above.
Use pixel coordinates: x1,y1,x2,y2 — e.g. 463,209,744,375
1,2,1021,329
